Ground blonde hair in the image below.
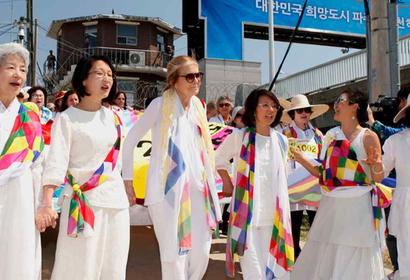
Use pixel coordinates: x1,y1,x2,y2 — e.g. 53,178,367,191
165,55,198,90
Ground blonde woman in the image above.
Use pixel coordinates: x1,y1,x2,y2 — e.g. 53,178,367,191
122,55,221,280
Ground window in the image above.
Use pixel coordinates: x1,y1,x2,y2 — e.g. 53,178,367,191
157,33,164,52
84,25,97,48
117,24,137,46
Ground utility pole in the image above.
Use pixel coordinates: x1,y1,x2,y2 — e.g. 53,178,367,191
370,0,391,102
26,0,35,86
388,0,400,96
17,17,26,45
32,18,38,85
268,0,275,82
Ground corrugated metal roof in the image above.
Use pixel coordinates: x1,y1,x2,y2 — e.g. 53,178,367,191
47,14,183,40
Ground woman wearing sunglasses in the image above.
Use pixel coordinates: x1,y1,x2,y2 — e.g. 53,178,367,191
122,55,220,280
216,89,293,279
291,89,386,279
209,95,233,124
280,94,328,260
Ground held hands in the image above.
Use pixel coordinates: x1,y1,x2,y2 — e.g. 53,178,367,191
35,205,58,232
124,180,137,206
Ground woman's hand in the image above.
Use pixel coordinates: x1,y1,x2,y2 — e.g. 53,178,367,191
291,146,304,163
222,179,234,197
124,180,137,206
35,205,58,232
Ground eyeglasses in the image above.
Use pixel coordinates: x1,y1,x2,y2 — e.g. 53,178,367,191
218,103,232,108
334,96,353,105
179,72,204,83
89,70,115,80
258,103,280,110
295,107,312,114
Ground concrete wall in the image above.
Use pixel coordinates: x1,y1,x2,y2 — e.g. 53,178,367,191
198,58,261,102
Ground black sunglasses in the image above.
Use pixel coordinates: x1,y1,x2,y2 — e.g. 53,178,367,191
295,108,312,114
179,72,204,83
219,103,231,108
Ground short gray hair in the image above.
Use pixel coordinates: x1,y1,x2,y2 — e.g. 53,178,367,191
0,43,30,70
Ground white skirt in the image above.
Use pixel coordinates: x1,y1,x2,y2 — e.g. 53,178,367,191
389,187,410,277
291,193,384,280
51,197,130,280
0,170,40,280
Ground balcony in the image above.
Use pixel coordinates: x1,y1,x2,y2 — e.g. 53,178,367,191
54,46,172,82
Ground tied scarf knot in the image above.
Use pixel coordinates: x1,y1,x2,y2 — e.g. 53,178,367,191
66,112,122,238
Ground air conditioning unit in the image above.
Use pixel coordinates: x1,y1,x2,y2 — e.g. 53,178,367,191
129,51,145,66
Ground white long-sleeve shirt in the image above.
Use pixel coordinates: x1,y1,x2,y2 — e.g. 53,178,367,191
122,96,209,205
42,106,128,209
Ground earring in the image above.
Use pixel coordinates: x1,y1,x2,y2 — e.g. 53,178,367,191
352,116,356,120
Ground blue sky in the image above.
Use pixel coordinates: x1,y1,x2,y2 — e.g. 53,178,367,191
0,0,347,84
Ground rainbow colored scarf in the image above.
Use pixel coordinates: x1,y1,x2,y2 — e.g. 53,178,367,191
0,103,44,185
320,138,392,229
66,113,122,237
226,128,294,279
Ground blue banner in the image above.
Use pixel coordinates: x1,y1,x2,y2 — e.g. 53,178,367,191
201,0,410,60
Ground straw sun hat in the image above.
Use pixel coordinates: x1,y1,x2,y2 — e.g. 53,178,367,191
281,94,329,123
393,94,410,123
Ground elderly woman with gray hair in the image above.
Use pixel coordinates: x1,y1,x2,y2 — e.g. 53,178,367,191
0,43,45,279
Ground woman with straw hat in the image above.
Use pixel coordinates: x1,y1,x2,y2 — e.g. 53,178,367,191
280,94,328,259
382,94,410,280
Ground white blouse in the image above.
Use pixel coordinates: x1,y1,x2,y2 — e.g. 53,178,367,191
122,96,206,205
215,128,286,226
42,106,128,209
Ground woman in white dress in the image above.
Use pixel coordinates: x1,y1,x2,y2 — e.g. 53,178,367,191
382,94,410,280
281,94,328,259
291,88,386,280
36,55,130,279
122,55,221,280
0,42,44,279
217,88,293,280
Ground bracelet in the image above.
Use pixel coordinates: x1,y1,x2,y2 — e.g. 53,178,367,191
371,164,384,175
39,203,53,209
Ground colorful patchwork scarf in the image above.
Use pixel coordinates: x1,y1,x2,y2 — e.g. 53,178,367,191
320,138,392,229
226,127,294,279
0,103,44,186
160,89,220,255
66,112,122,237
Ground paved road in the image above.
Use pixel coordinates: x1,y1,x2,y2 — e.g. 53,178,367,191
41,225,242,279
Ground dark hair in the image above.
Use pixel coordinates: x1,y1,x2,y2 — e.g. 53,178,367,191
403,107,410,128
27,86,48,103
242,88,283,128
71,55,117,99
113,91,127,109
397,87,410,101
60,90,79,112
342,88,369,123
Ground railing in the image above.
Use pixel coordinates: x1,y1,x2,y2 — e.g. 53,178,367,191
55,47,172,81
275,35,410,99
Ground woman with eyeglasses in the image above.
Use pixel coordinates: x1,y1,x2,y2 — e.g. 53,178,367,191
122,55,220,280
36,55,130,279
27,86,53,124
216,88,293,279
280,94,328,260
209,95,233,125
291,88,386,280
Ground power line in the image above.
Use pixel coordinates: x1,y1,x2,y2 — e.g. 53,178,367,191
0,26,14,37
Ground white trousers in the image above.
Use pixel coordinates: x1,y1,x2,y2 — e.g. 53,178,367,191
240,225,290,280
51,198,130,280
148,186,212,280
0,171,40,280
